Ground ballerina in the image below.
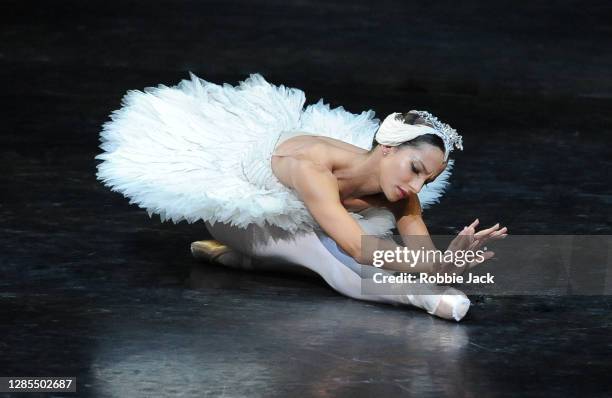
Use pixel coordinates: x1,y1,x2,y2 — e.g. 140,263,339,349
95,73,507,321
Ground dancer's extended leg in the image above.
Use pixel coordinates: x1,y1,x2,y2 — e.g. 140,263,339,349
198,221,471,322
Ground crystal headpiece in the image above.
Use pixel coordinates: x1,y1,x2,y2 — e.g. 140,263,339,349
375,110,463,161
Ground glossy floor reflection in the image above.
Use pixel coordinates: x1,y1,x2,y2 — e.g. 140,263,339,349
2,0,612,397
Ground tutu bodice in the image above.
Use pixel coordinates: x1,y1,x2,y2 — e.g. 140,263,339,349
95,73,454,235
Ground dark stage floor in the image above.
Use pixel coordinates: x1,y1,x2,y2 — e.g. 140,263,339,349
1,1,611,397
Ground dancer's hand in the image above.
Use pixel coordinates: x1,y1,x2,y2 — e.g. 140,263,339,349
432,219,508,276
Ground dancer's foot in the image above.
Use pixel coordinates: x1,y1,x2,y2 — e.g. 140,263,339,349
432,288,471,322
191,240,252,269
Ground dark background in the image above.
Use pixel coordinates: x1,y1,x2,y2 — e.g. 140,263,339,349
1,1,611,397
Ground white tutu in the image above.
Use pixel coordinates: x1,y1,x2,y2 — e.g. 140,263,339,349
95,73,454,235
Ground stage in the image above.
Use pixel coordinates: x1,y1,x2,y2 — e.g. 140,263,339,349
1,0,611,396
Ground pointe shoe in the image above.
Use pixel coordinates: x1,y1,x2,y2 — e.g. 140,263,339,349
406,285,471,322
191,240,232,261
432,288,471,322
190,240,252,269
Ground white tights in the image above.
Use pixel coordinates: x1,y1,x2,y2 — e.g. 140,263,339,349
203,221,471,322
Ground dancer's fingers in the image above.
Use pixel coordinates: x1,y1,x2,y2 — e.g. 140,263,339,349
462,232,476,249
470,237,492,252
465,220,478,236
488,228,508,240
470,232,504,252
469,239,481,251
476,222,500,236
480,228,508,244
467,224,508,251
450,225,484,253
469,250,495,269
474,223,501,239
478,228,506,243
452,227,471,247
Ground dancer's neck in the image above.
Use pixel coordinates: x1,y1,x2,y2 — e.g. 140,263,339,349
334,147,383,200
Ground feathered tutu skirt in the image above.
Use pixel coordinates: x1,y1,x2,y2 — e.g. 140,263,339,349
95,73,454,236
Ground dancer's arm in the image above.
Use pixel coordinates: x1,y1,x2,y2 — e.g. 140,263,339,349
391,191,438,252
290,160,366,261
391,191,509,275
290,160,435,273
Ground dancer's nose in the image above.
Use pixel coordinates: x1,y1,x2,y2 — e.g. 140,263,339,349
408,181,423,194
409,176,430,194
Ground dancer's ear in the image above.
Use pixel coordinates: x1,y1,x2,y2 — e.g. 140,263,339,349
381,145,394,157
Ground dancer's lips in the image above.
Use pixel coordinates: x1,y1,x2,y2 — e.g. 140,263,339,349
397,186,408,199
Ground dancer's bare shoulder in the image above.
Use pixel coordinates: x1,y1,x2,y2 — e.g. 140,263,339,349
271,134,360,195
270,134,392,212
271,135,336,185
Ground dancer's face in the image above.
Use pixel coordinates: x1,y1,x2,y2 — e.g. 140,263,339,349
380,144,447,202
